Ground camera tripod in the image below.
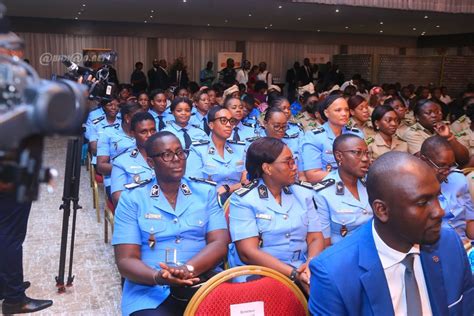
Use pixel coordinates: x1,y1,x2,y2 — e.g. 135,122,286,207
55,137,82,293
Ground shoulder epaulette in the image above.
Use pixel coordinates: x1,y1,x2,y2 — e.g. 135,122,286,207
227,139,246,145
190,124,200,129
191,139,210,146
313,178,336,192
289,121,304,131
365,137,374,145
165,120,173,125
124,178,152,190
284,133,299,139
242,122,256,128
294,181,314,190
104,123,120,129
245,136,261,143
311,127,324,135
189,176,217,186
235,180,258,197
458,115,466,123
345,126,360,133
451,169,463,174
92,116,105,124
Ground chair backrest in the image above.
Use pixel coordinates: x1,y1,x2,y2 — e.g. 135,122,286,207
184,265,308,316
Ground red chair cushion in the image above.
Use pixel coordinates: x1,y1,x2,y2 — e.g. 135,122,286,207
95,173,103,184
194,276,306,316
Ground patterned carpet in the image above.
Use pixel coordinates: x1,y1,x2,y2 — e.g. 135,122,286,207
1,136,122,315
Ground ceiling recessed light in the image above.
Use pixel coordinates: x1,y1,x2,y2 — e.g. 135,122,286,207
335,9,339,13
77,12,81,15
207,23,210,26
436,25,440,28
297,17,302,21
224,19,228,23
269,24,272,27
278,5,282,9
248,13,252,17
317,29,321,32
345,26,349,29
421,31,426,35
264,27,268,29
379,30,383,33
150,10,154,13
144,20,147,23
379,22,383,25
75,17,79,20
82,4,86,7
412,27,417,31
150,15,153,18
183,0,187,2
424,15,428,19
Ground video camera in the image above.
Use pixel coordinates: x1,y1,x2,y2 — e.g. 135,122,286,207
0,3,88,202
58,51,118,102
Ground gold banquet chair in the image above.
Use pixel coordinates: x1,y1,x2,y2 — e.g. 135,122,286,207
184,265,308,316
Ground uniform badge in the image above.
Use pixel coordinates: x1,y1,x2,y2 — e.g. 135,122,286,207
180,183,192,195
258,184,268,199
130,149,139,158
150,184,160,197
340,225,348,237
282,186,292,195
133,174,141,183
225,145,233,154
326,164,332,172
336,181,345,195
208,147,215,155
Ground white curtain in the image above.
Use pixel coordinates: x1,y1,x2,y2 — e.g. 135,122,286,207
155,38,236,82
17,32,147,83
246,41,339,82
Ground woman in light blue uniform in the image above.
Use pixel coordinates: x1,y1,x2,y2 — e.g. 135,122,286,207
228,137,325,294
264,96,304,138
301,94,363,183
111,112,156,206
224,96,256,141
188,90,211,135
97,102,143,198
148,89,174,131
186,106,247,203
112,132,229,316
162,97,208,150
313,134,372,246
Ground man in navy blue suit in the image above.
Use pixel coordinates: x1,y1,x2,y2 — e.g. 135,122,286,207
309,151,473,316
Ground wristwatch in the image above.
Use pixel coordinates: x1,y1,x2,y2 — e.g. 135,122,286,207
185,264,195,273
289,268,298,281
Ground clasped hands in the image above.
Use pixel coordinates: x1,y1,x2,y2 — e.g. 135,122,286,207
155,262,200,287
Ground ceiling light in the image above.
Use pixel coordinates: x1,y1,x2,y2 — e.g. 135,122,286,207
269,24,273,27
335,9,339,13
75,17,79,20
278,5,282,9
379,30,383,33
183,0,187,2
77,12,81,15
345,26,349,29
248,13,252,17
82,4,86,6
379,22,383,25
150,10,154,13
224,19,228,23
207,23,210,26
265,27,268,29
317,29,321,32
412,27,417,30
421,32,426,35
297,17,302,21
424,15,428,19
144,20,147,23
436,25,440,28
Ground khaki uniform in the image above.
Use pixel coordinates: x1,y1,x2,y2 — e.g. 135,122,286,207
295,111,321,132
451,115,471,134
367,133,408,160
402,122,434,154
348,119,376,140
396,123,410,140
456,128,474,156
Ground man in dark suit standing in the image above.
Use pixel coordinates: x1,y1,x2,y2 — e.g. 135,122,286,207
299,58,313,86
286,61,300,103
170,61,189,89
148,59,169,91
309,151,473,316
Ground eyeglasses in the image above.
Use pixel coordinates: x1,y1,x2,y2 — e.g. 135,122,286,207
270,124,288,131
149,149,189,162
273,157,297,169
339,150,370,159
423,156,458,173
212,117,238,126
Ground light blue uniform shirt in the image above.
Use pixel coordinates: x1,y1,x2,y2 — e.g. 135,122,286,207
112,177,227,316
89,117,121,169
111,148,155,194
84,107,105,140
313,170,373,244
228,179,321,268
301,122,363,172
186,138,246,188
440,171,474,239
188,111,209,133
148,109,174,131
230,122,257,141
162,121,209,149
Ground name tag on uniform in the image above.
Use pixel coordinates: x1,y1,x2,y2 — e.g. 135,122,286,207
145,213,162,220
256,213,272,220
325,150,333,154
337,209,355,214
235,160,244,166
130,165,142,169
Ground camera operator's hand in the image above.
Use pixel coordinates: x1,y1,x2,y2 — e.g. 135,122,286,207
77,74,97,85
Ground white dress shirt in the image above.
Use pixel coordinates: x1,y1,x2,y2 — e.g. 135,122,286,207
236,69,249,85
257,70,272,84
372,222,433,316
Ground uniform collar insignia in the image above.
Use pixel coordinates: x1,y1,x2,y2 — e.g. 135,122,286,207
225,145,233,154
258,184,268,199
335,181,345,195
283,186,292,194
150,184,160,197
181,183,192,195
130,149,139,158
133,174,141,183
208,146,215,155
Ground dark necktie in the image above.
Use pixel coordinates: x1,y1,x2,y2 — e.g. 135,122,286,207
233,127,240,142
401,253,422,316
158,115,165,131
182,128,192,149
203,117,211,135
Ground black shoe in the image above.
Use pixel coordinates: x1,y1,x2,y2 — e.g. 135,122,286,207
0,282,31,301
2,296,53,314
